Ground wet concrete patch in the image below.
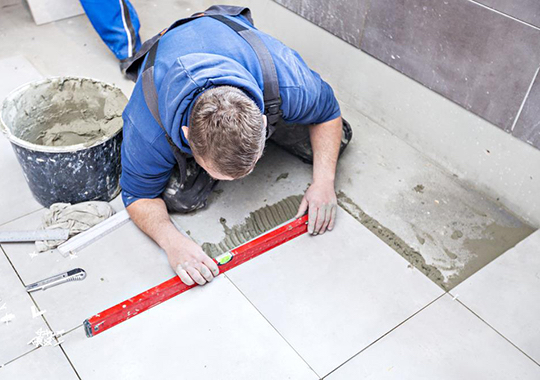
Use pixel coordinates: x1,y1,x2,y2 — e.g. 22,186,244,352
337,191,446,289
395,180,536,290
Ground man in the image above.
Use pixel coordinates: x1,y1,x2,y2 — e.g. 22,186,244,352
84,5,352,286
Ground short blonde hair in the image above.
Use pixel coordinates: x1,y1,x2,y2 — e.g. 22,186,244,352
189,86,265,178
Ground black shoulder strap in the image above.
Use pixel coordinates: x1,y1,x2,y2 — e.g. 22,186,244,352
207,15,282,130
142,46,188,184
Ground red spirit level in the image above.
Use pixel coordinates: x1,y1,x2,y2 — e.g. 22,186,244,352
84,215,308,337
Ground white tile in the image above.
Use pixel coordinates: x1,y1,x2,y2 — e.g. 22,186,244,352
327,295,540,379
226,207,443,376
0,56,43,226
453,230,540,363
1,209,173,333
0,248,51,365
61,276,317,380
25,0,83,25
0,346,77,380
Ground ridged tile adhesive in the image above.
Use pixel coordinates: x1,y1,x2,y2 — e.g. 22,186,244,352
202,195,303,258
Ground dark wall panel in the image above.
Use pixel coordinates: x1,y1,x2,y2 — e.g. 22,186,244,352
476,0,540,28
274,0,369,47
512,71,540,147
360,0,540,133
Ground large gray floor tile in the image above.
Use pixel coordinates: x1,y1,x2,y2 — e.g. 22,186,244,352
327,295,540,379
453,230,540,363
227,207,443,377
61,276,317,380
0,247,51,365
0,56,44,226
361,0,540,138
0,346,78,380
0,55,42,100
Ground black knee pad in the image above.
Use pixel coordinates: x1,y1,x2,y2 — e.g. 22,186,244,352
339,118,353,156
162,162,218,213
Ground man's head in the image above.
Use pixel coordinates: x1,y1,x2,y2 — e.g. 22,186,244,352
182,86,266,181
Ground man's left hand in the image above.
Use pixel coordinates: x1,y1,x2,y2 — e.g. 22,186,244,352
295,180,337,235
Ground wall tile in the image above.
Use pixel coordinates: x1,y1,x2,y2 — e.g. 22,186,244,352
360,0,540,133
274,0,368,47
512,68,540,148
476,0,540,28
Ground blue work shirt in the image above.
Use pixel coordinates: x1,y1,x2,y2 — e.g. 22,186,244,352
121,14,341,207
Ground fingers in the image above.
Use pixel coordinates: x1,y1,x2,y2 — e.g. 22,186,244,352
308,203,318,234
313,205,326,235
186,266,206,286
202,255,220,276
328,205,337,231
295,196,309,219
320,205,332,234
176,266,195,286
198,264,214,283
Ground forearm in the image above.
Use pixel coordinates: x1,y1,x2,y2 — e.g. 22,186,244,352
309,116,342,184
126,197,188,251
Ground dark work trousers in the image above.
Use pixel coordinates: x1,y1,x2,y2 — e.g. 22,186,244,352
162,118,353,213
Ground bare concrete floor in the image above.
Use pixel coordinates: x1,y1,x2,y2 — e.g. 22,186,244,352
1,0,539,378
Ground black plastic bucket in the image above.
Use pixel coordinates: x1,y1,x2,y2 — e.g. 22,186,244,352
0,77,127,207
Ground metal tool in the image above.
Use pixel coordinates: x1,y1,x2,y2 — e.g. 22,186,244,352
26,268,86,293
0,229,69,243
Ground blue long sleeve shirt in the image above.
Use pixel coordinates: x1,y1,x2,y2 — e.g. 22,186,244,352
120,14,341,207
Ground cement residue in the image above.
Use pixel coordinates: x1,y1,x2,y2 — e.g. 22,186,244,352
458,222,535,280
336,191,447,290
276,172,289,182
202,195,302,258
2,77,125,148
451,230,463,240
413,184,425,193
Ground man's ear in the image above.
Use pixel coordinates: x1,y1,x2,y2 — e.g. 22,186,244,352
181,126,189,142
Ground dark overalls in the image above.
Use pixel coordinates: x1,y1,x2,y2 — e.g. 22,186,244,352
122,5,352,213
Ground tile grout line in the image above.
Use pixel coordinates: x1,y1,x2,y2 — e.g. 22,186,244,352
322,293,446,379
0,245,83,379
456,299,540,368
510,66,540,132
357,0,372,48
0,206,45,228
1,347,40,368
467,0,540,31
223,273,322,379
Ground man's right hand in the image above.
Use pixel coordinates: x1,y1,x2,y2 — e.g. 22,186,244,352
126,198,219,287
165,236,219,286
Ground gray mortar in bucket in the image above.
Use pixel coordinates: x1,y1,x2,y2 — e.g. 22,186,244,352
0,77,128,206
1,76,126,152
